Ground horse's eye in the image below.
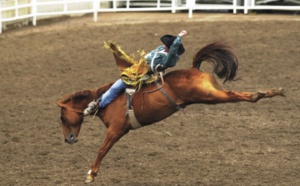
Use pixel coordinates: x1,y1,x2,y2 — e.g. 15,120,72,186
60,116,66,123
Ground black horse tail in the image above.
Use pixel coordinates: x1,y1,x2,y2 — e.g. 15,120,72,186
192,42,238,83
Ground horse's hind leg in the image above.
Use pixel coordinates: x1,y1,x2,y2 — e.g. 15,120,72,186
258,87,285,98
188,73,285,104
205,87,285,103
240,87,285,102
85,127,128,183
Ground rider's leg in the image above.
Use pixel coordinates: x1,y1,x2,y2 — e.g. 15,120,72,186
99,79,127,108
84,79,127,116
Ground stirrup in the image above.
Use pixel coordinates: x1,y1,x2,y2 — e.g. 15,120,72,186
83,101,98,116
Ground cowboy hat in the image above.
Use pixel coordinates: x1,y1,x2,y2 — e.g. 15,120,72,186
160,35,185,55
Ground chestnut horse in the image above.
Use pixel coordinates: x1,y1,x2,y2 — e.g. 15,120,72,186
56,42,284,183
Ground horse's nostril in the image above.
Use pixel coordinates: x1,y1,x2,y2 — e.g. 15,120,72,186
65,134,78,144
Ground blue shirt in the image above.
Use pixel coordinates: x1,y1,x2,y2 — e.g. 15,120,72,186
145,36,182,72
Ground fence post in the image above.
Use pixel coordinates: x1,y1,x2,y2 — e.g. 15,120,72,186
233,0,237,14
244,0,248,14
172,0,175,13
15,0,18,18
0,1,2,34
32,0,37,26
113,0,116,11
188,0,194,18
64,0,68,14
93,0,99,22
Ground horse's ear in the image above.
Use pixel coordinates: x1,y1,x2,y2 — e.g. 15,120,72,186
56,101,65,108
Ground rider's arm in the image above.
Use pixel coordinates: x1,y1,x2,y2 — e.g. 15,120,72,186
164,36,182,68
165,30,187,68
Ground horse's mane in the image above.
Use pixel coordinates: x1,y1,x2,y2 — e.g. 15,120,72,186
59,90,95,104
59,83,113,104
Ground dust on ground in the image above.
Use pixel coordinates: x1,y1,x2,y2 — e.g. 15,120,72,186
0,13,299,185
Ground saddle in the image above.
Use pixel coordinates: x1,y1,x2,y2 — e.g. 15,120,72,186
125,70,164,129
104,41,158,90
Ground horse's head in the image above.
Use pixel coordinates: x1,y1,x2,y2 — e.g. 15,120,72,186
56,101,84,144
56,84,112,144
56,90,95,144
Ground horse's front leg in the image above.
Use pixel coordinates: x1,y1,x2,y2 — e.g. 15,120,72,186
85,127,128,183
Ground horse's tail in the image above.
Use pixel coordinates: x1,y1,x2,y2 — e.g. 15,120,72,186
192,42,238,83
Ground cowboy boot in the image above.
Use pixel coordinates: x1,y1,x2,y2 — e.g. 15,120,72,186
83,96,102,116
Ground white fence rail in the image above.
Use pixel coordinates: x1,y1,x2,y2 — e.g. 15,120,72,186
0,0,299,33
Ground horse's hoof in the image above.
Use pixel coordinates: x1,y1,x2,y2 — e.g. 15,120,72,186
85,174,94,183
278,87,286,97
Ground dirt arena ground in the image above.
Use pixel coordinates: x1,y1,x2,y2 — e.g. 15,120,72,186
0,12,299,185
